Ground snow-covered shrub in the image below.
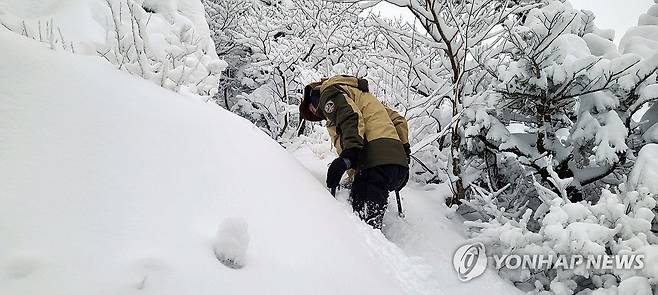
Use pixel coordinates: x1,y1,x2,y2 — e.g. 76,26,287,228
96,0,224,98
457,5,658,292
0,11,75,52
467,181,657,294
0,0,225,99
203,0,252,109
462,1,658,222
621,2,658,145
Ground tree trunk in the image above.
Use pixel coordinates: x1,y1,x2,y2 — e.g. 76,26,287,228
448,85,465,206
223,88,230,110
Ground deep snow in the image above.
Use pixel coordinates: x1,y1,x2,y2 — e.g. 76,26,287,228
291,145,523,294
0,30,445,295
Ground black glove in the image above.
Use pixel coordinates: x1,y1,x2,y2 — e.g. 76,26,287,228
403,143,411,164
326,148,360,189
326,157,351,189
340,148,360,165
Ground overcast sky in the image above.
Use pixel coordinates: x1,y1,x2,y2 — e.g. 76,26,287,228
372,0,654,42
571,0,651,40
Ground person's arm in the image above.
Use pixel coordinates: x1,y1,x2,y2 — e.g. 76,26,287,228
385,106,409,145
319,86,364,163
385,106,411,160
320,86,364,189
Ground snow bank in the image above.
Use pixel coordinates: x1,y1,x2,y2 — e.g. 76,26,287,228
0,30,437,295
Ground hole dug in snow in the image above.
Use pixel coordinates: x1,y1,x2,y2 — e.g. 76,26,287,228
213,218,249,269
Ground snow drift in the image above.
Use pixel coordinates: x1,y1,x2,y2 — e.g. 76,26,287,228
0,30,439,295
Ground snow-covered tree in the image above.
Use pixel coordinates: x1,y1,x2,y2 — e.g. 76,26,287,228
334,0,540,204
464,1,658,211
463,3,658,292
362,16,454,184
203,0,376,141
620,2,658,145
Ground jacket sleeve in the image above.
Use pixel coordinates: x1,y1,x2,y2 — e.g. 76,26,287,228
385,106,409,145
320,86,364,152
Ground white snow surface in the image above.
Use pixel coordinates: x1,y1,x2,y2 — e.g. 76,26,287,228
0,30,442,295
291,146,523,295
628,144,658,194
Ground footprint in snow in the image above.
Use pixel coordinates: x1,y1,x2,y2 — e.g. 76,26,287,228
132,256,167,290
213,218,249,269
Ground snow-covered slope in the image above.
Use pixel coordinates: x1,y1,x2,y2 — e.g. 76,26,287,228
292,147,523,295
0,30,440,295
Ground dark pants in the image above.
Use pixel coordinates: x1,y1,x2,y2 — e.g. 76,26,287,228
350,165,409,229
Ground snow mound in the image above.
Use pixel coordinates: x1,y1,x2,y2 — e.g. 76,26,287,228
0,30,439,295
213,218,250,269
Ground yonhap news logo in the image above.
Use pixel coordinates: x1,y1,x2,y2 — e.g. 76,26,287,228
453,242,646,282
452,242,488,282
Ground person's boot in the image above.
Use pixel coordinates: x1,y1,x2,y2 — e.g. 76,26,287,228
363,201,385,229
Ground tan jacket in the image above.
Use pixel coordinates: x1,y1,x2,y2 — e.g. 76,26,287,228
316,75,409,170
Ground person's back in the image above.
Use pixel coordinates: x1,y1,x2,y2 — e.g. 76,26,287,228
299,75,410,229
